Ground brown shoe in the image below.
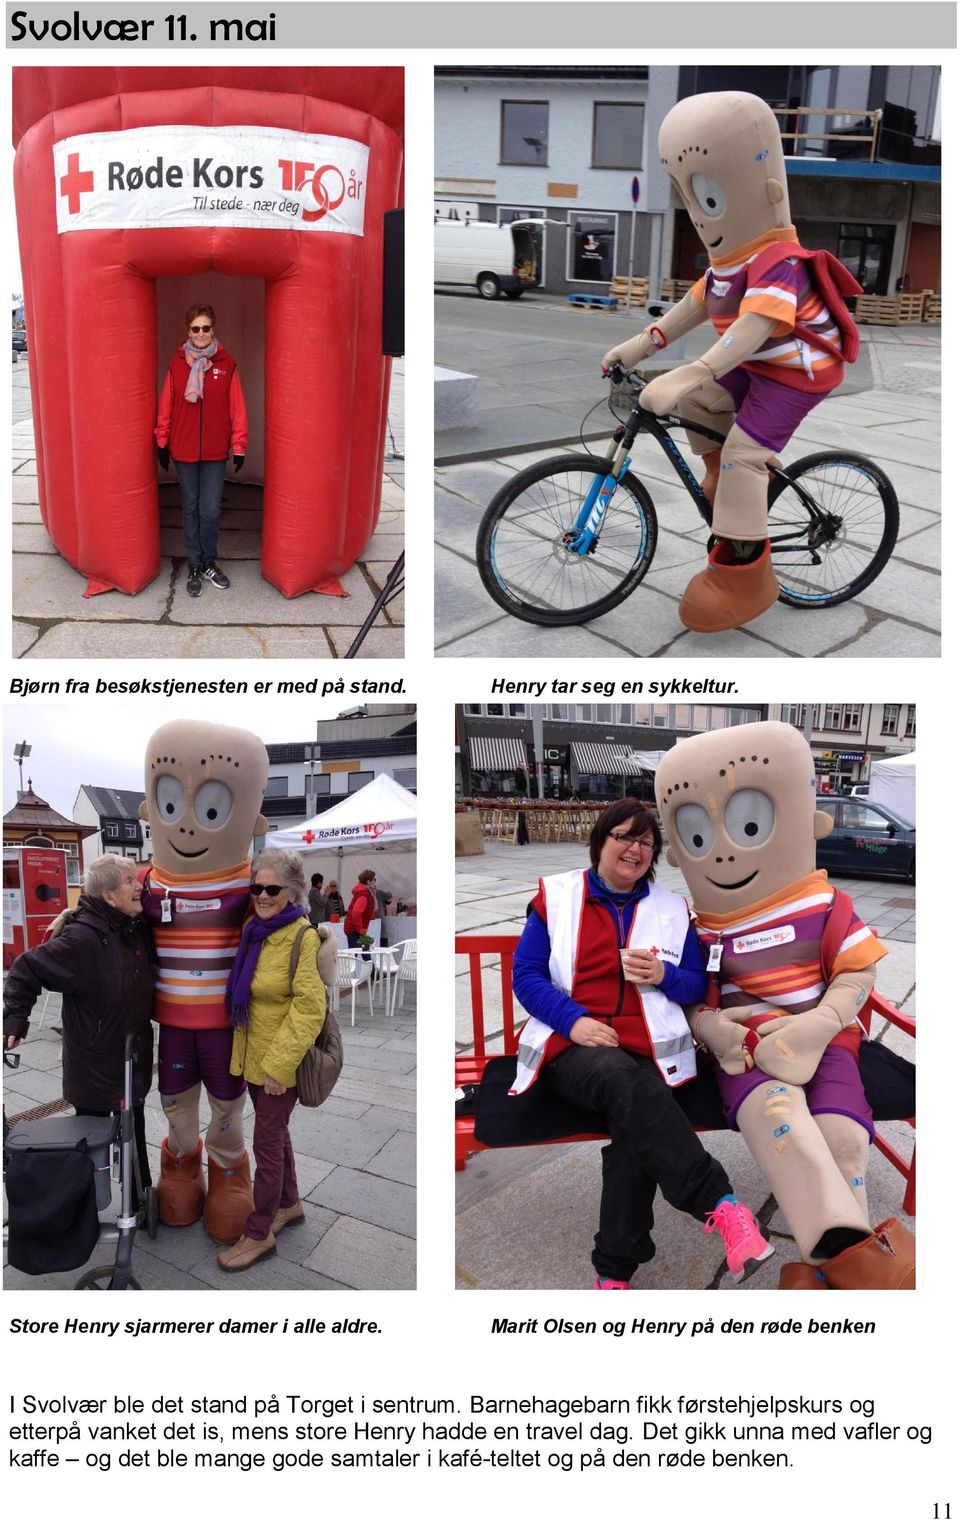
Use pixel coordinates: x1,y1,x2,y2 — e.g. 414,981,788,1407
273,1200,305,1235
679,539,779,633
779,1262,830,1290
820,1218,915,1290
217,1231,277,1272
156,1137,206,1227
204,1152,254,1244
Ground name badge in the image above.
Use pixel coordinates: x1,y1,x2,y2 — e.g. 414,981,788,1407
731,925,796,955
160,897,172,924
706,941,723,972
174,897,221,914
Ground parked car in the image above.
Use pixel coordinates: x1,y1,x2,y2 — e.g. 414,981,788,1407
12,330,27,353
434,219,541,300
816,797,915,881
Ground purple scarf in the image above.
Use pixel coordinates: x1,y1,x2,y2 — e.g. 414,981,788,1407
182,336,221,403
227,903,306,1028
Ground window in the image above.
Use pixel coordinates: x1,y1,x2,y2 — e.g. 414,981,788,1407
105,822,119,838
842,705,863,731
64,842,80,887
823,704,843,730
576,705,593,722
782,705,802,726
592,102,645,169
568,212,616,283
617,704,633,724
487,703,504,717
549,704,568,720
393,768,417,791
674,706,691,729
508,704,527,718
264,775,289,798
347,771,374,793
635,704,651,726
841,803,891,832
652,706,670,727
595,705,614,722
124,824,138,840
463,703,482,716
905,705,916,737
309,775,331,799
692,707,710,731
881,704,900,735
501,100,548,165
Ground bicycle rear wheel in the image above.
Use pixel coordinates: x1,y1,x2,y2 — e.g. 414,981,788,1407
476,454,658,626
767,451,899,608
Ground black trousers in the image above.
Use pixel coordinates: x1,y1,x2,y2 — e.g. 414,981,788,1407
74,1102,151,1203
543,1046,732,1282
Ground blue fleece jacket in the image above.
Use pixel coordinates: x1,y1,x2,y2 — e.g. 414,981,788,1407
512,870,707,1039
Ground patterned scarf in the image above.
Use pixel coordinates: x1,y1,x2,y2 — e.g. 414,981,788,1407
182,336,221,403
226,902,305,1028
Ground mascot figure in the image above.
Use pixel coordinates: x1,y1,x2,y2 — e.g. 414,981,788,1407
139,720,268,1243
656,721,914,1288
604,92,859,633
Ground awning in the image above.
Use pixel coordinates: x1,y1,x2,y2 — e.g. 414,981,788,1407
571,742,651,776
469,736,526,771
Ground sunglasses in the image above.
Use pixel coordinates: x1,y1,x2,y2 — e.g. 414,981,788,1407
190,324,213,334
250,883,285,897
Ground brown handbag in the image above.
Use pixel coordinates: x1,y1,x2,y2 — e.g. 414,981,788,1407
288,923,344,1107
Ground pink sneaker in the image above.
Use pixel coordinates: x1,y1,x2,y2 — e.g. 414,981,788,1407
594,1275,630,1290
704,1200,774,1283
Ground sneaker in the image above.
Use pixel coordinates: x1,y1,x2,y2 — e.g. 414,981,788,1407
272,1200,305,1235
202,562,230,590
217,1230,277,1272
704,1200,774,1283
186,564,204,597
594,1275,630,1290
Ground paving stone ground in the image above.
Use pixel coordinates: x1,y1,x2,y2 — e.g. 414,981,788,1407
435,311,939,658
455,840,915,1290
3,980,417,1291
11,360,404,660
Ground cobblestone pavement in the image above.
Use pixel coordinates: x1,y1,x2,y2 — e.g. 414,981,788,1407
435,326,939,658
455,840,915,1291
12,361,404,660
3,981,416,1291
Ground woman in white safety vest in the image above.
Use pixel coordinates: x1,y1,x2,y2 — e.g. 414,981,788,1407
511,799,773,1289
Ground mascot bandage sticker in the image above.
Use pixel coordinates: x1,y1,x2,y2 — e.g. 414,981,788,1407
138,720,268,1243
604,92,861,635
655,721,914,1289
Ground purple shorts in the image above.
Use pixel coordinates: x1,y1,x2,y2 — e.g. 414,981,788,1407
718,366,830,454
157,1025,246,1101
716,1045,875,1141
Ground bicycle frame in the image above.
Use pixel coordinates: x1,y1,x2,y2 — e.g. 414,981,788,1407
567,392,834,558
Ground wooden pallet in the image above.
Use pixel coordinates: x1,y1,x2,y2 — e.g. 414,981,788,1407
659,278,696,300
856,292,927,326
608,275,649,307
569,293,619,310
923,292,941,324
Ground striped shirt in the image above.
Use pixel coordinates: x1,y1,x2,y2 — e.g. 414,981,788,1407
691,231,844,394
694,871,886,1056
140,861,252,1029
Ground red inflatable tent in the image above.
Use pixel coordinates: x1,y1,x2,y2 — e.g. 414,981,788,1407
13,67,404,597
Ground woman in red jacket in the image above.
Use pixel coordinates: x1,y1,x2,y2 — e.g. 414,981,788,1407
155,303,248,599
344,870,378,953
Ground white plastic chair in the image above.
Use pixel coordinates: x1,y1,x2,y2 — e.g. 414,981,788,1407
332,950,375,1027
392,938,417,1013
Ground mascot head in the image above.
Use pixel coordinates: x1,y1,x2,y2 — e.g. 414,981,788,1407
655,720,832,915
140,719,269,875
658,91,791,261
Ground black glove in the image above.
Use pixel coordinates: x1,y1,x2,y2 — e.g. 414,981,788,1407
157,445,170,471
233,454,245,474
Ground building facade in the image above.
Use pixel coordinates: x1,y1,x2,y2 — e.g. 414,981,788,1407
4,783,98,900
264,707,418,833
769,702,916,791
456,702,768,802
435,65,940,298
73,785,152,873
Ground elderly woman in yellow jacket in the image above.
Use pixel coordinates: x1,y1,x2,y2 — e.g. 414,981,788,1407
218,848,326,1272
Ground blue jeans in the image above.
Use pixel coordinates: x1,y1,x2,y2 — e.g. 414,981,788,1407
174,458,226,565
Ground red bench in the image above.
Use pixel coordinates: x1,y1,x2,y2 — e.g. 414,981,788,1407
455,933,915,1215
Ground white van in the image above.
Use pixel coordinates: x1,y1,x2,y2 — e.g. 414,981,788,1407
434,219,541,300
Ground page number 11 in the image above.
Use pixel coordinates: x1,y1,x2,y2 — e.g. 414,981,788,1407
933,1505,951,1518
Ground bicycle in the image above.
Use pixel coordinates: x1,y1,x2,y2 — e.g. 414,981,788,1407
476,363,899,627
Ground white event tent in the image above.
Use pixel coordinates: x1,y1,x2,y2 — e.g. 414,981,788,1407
868,751,916,825
266,773,417,903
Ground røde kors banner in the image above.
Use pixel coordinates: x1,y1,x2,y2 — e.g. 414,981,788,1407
53,124,369,235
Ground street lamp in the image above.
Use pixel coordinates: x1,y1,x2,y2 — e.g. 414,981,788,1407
13,740,31,793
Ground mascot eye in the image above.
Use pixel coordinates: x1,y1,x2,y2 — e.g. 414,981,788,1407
155,775,185,822
725,789,775,847
690,173,726,216
674,804,715,857
194,780,233,829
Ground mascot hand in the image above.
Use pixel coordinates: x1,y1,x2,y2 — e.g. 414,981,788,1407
694,1010,755,1075
639,359,711,416
752,1011,836,1085
602,331,655,374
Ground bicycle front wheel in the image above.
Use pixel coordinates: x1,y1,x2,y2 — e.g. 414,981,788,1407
476,454,658,626
767,451,899,608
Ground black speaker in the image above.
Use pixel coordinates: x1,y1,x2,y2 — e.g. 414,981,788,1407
382,207,404,357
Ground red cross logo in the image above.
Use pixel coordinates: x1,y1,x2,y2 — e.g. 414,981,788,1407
301,830,315,844
648,945,659,956
60,152,94,215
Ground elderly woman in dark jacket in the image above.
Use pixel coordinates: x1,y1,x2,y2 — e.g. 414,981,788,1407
3,855,156,1192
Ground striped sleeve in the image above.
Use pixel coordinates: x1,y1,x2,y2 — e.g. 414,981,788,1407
833,910,888,975
740,257,802,336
